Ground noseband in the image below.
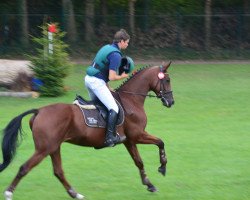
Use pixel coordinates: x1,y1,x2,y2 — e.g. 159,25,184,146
153,78,173,99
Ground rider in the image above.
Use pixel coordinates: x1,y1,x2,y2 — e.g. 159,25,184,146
85,29,134,147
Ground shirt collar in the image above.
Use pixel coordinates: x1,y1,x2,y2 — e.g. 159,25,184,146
112,42,120,50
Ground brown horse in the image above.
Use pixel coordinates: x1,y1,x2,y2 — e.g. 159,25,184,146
0,62,174,200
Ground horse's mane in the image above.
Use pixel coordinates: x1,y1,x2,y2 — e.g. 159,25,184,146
115,65,152,91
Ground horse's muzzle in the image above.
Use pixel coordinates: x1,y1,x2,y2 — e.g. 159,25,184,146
161,97,174,108
161,91,174,108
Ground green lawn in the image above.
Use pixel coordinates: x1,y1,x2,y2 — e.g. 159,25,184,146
0,63,249,200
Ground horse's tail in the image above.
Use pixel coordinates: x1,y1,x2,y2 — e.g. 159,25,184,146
0,109,39,172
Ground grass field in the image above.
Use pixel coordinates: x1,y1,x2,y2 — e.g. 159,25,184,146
0,62,249,200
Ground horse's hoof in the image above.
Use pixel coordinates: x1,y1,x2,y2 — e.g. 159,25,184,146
76,193,84,199
147,186,158,192
158,166,166,176
4,191,13,200
68,188,84,199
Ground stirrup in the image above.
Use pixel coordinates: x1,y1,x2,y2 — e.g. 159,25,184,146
113,133,126,144
104,133,126,147
95,133,126,150
103,138,115,147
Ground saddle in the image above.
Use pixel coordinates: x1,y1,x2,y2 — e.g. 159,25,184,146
73,95,124,128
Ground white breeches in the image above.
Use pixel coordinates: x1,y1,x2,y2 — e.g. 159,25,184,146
84,75,119,113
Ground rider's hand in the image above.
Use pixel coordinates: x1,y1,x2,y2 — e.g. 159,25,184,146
109,70,128,80
120,72,129,79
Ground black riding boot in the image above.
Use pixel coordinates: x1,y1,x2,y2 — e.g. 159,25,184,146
104,109,123,147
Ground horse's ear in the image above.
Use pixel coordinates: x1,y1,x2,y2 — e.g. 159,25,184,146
162,61,172,72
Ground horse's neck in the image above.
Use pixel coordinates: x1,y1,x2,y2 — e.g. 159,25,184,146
117,71,151,107
120,72,150,95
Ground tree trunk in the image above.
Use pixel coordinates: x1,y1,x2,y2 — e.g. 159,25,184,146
62,0,77,43
243,0,249,38
204,0,212,51
243,0,249,13
85,0,95,42
128,0,136,46
100,0,108,25
18,0,28,46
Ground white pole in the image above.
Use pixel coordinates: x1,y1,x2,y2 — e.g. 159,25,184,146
48,31,53,54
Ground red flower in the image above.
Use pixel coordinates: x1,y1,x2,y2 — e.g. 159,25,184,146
48,24,57,33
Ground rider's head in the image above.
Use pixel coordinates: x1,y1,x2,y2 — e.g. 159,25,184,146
113,29,130,50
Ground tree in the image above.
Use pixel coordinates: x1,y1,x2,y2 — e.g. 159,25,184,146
128,0,136,46
100,0,108,25
18,0,28,46
29,23,72,97
243,0,249,12
205,0,212,51
243,0,250,42
85,0,95,42
62,0,77,43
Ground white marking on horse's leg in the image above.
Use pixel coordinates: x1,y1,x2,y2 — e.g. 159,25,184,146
4,191,13,200
68,188,84,199
76,193,84,199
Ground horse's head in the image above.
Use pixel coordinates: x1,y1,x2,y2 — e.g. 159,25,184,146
116,62,174,108
151,62,174,108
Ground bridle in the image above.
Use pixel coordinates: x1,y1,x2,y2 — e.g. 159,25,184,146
153,75,173,100
117,66,173,100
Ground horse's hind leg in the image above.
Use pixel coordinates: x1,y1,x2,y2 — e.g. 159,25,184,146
4,151,47,200
50,148,84,199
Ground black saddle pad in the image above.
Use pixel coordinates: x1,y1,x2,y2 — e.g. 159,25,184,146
73,95,124,128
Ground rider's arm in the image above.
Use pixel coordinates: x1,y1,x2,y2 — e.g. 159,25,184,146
109,70,128,81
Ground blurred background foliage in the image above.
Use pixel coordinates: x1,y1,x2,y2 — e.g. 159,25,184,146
0,0,249,60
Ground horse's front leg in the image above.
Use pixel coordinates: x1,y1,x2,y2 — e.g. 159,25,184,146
124,142,157,192
137,132,167,176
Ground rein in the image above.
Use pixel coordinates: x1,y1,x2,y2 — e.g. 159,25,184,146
117,90,159,98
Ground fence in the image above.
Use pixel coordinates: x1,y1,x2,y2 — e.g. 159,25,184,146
0,13,250,59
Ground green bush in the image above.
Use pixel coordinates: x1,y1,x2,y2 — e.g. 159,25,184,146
29,23,72,97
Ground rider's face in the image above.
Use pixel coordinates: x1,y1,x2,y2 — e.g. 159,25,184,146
119,39,129,49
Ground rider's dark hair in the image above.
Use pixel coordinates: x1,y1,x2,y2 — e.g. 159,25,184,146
113,29,130,43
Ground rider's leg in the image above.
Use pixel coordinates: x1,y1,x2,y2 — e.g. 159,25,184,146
84,75,124,147
84,76,99,102
104,109,119,147
85,75,119,112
